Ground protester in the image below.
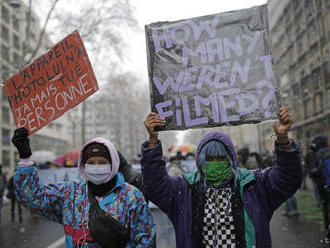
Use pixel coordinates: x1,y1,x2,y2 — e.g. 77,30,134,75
305,148,320,206
237,147,261,170
117,151,143,192
300,158,308,190
0,164,6,224
250,152,267,169
7,176,23,223
141,107,302,248
237,146,249,168
168,160,184,177
282,195,299,217
12,127,156,248
309,134,330,241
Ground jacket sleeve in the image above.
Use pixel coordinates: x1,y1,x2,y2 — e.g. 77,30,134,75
127,188,156,247
254,141,302,212
14,165,72,224
140,141,187,221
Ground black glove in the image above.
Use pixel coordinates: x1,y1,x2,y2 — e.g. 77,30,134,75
12,127,32,159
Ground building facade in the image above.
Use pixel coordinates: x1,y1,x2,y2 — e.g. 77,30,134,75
264,0,330,152
0,0,70,174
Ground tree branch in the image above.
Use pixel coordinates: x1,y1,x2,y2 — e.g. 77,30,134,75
26,0,59,63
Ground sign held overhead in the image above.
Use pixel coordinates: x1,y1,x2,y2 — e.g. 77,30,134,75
145,5,280,131
2,30,99,134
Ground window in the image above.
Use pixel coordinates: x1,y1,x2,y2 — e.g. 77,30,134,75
304,98,314,118
293,103,303,122
1,44,10,63
2,150,11,166
301,76,311,98
12,15,19,31
2,128,11,145
13,52,20,67
292,84,300,99
308,25,316,44
315,93,323,114
29,30,36,41
324,62,330,88
1,65,10,81
318,18,325,37
2,107,10,124
1,25,9,42
13,34,20,49
292,0,300,10
295,12,303,33
305,0,314,19
1,5,10,23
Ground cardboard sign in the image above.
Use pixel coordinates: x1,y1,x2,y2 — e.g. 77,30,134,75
145,5,280,131
2,30,98,134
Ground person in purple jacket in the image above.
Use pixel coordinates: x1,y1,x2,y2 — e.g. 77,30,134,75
141,107,302,248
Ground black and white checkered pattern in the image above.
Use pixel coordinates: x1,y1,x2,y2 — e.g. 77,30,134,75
202,186,236,248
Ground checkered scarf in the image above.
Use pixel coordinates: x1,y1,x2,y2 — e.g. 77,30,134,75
202,185,236,248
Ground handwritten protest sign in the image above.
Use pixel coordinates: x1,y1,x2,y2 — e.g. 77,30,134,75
145,5,280,131
2,30,98,134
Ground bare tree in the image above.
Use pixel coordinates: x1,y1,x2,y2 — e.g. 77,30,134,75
48,0,138,78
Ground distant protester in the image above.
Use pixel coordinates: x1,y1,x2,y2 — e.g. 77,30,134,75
0,164,6,224
12,127,156,247
7,176,23,223
309,134,330,241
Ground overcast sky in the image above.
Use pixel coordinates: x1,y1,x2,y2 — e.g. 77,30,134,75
125,0,268,82
31,0,267,83
126,0,268,143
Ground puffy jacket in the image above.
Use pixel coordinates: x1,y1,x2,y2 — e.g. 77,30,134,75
14,167,155,247
141,131,302,248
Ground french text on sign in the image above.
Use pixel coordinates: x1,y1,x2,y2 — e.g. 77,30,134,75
2,30,99,134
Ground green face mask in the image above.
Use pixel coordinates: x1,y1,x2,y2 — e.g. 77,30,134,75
201,160,233,187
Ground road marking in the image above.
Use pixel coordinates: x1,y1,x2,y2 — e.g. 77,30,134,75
46,236,65,248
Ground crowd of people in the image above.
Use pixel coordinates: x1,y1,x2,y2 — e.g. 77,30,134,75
0,106,329,247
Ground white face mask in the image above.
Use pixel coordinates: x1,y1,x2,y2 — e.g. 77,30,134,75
85,164,112,185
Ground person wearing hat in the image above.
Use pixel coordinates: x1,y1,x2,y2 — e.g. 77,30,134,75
12,127,156,248
141,107,302,248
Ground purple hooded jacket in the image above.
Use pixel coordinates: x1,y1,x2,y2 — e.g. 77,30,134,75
141,131,302,248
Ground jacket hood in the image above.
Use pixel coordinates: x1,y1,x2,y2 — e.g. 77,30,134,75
78,137,120,181
195,131,238,171
311,135,328,151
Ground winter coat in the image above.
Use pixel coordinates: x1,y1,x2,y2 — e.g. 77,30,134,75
6,176,15,199
15,137,155,248
310,135,330,185
141,131,302,248
14,168,155,248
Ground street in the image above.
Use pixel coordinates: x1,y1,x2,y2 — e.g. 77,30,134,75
0,197,328,248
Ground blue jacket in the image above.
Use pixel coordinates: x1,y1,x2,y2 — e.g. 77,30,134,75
14,166,156,248
141,131,302,248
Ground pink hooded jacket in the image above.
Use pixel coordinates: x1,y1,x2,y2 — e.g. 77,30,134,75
78,137,120,182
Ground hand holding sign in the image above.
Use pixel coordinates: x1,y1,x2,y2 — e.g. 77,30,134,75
144,112,165,148
12,127,32,159
273,107,294,144
2,31,98,134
